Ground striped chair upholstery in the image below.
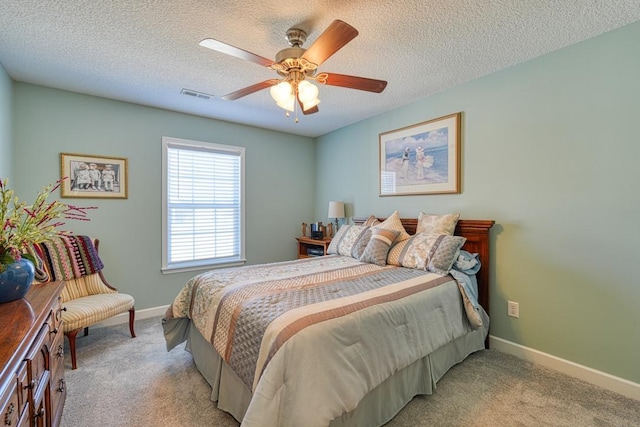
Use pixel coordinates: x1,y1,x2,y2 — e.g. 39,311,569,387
62,290,134,332
34,238,136,369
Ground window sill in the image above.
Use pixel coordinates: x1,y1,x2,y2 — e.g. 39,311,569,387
161,258,247,275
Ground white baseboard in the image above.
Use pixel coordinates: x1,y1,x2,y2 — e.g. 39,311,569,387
91,305,169,329
490,335,640,401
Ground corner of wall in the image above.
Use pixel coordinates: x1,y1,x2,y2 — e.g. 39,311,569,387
0,63,13,179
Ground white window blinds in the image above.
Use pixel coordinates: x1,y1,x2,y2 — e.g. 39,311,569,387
162,137,245,272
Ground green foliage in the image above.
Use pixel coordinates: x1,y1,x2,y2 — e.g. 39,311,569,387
0,178,93,273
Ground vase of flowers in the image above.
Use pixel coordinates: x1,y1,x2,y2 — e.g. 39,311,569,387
0,178,93,303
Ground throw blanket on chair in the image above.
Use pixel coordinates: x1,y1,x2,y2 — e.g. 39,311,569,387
37,235,104,282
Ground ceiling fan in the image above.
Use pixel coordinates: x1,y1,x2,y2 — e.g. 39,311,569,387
199,20,387,121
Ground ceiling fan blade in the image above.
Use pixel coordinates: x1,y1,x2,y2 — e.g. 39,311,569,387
302,20,358,66
199,38,275,67
318,73,387,93
222,80,280,101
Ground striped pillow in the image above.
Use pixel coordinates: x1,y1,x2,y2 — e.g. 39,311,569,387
426,234,466,274
327,225,369,257
350,227,372,259
394,232,466,273
359,228,400,266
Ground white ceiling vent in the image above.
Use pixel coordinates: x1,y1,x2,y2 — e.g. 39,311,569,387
180,88,214,100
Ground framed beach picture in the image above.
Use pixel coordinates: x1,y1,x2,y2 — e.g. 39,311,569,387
60,153,128,199
379,112,461,196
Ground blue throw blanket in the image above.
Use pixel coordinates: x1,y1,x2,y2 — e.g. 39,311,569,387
450,250,483,329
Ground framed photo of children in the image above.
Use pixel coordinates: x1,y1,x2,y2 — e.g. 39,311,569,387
379,112,461,196
60,153,128,199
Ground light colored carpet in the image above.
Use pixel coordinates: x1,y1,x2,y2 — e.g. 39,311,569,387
60,317,640,427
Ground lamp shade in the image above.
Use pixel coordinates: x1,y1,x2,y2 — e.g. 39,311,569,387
327,201,345,219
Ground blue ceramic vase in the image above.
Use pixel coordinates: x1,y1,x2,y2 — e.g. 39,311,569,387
0,258,35,303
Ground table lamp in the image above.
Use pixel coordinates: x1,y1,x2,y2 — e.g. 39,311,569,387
327,201,345,236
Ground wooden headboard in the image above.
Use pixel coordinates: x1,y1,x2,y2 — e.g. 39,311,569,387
352,217,495,315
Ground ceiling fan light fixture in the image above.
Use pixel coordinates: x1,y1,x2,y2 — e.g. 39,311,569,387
270,81,293,104
276,94,296,112
297,80,321,111
297,80,318,102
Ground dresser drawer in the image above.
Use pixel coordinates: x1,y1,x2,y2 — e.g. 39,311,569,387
16,361,28,420
49,372,65,427
44,309,63,350
25,326,50,400
0,281,66,427
1,374,19,427
50,330,65,373
49,330,66,426
53,296,64,329
0,370,30,427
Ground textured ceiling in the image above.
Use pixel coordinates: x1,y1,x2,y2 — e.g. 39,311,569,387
1,1,639,137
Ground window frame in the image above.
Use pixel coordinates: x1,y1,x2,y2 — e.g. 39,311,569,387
161,136,246,274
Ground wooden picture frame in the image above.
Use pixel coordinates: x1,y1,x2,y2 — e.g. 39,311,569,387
60,153,128,199
379,112,461,196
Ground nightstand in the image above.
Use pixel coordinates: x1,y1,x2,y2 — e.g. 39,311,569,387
296,236,332,259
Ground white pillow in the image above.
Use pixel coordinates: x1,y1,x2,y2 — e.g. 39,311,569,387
416,212,460,235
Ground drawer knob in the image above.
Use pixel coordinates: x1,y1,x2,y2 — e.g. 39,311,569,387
4,402,14,426
56,344,64,358
50,327,59,335
34,408,45,418
57,379,66,393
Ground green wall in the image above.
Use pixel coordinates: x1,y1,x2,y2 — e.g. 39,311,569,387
0,64,12,178
316,21,640,383
12,84,315,310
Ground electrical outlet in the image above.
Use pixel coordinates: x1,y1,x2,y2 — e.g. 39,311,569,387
507,301,519,318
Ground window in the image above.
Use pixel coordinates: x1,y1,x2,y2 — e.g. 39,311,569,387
162,137,245,273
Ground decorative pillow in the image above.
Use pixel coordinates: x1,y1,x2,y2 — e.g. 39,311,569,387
359,228,400,266
426,234,467,274
394,233,466,273
350,227,372,259
327,225,369,257
373,211,410,244
386,239,408,266
394,233,437,269
327,225,350,254
416,212,460,235
362,214,381,227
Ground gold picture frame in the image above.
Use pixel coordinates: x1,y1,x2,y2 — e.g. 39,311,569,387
60,153,128,199
379,112,461,196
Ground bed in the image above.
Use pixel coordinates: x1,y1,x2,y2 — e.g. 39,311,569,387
162,215,494,427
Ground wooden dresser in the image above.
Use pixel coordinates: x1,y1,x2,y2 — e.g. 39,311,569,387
0,281,66,427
